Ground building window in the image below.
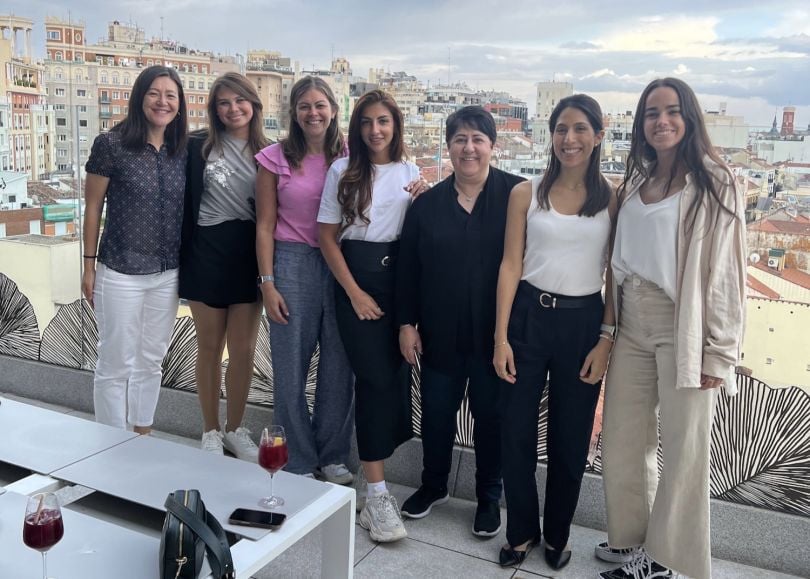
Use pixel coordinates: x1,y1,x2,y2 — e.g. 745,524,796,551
55,51,63,61
55,88,65,97
112,91,120,100
47,30,61,40
189,96,195,104
766,357,774,365
198,80,205,89
56,118,67,126
123,92,130,100
79,119,88,127
112,106,120,114
79,105,87,113
57,134,67,141
77,89,86,97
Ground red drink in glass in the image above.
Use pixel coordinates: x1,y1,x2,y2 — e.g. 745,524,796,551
259,440,288,473
23,509,64,552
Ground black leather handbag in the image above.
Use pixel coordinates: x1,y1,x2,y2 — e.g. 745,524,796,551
159,489,235,579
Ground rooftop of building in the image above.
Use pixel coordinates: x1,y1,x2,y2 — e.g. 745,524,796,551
0,233,77,246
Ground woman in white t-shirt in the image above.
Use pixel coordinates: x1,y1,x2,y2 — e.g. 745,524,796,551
318,89,425,543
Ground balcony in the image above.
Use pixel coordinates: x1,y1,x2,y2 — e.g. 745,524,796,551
99,111,112,119
98,97,111,105
0,246,808,577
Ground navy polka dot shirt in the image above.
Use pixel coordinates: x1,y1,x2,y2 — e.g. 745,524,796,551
86,131,187,275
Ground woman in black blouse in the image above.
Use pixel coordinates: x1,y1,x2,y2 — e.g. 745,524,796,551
396,106,523,535
82,65,188,434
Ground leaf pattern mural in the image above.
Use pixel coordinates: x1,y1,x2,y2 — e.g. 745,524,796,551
0,274,40,360
39,299,97,369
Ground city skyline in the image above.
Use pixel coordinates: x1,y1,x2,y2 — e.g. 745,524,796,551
4,1,810,127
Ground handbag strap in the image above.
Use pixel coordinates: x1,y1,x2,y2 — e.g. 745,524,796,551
165,495,235,579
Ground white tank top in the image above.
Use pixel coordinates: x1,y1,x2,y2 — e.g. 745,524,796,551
521,178,611,296
612,190,681,301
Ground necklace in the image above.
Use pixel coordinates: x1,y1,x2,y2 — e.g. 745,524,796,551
455,184,479,204
557,181,585,193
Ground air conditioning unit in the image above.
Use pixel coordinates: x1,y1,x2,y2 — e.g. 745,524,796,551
767,257,779,268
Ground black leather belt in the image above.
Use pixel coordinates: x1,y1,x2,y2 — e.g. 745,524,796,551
518,280,601,309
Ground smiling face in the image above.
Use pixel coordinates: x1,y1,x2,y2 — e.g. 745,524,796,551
551,106,603,170
448,123,493,182
141,76,180,131
294,88,336,145
643,86,686,156
359,102,395,164
215,86,253,137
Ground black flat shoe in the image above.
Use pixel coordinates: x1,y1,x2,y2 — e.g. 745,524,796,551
544,545,572,569
498,534,541,567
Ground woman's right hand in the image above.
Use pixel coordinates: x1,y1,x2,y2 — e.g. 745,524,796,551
81,267,96,309
349,290,383,321
399,325,422,365
261,284,289,324
493,342,517,384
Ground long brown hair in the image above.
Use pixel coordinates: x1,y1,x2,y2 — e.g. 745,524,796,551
203,72,268,158
337,89,405,231
283,76,344,170
618,77,736,232
537,94,612,217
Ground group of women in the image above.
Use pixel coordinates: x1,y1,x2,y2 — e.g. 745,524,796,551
81,64,745,579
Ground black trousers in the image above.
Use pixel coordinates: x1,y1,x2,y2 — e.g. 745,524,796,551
420,354,502,502
501,281,603,550
334,240,413,462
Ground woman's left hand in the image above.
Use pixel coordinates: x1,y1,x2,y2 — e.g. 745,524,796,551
699,373,724,390
579,338,612,384
404,178,429,198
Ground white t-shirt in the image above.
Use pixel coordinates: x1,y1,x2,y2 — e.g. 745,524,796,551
612,191,681,300
317,157,420,242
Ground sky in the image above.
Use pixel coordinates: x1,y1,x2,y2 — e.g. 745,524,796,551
5,1,810,128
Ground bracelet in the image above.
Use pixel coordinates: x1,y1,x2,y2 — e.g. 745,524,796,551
599,333,615,343
600,323,616,338
257,274,275,286
494,341,508,349
83,255,97,259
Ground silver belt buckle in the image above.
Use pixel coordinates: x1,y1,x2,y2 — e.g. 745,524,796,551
381,255,391,267
538,292,556,308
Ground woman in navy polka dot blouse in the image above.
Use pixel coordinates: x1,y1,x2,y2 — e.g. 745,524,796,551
82,65,188,434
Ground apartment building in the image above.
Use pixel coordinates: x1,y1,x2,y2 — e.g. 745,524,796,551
0,15,55,180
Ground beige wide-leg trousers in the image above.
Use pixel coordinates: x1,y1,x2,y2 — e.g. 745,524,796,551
603,276,716,579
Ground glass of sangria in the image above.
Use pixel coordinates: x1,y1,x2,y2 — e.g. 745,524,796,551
258,425,288,509
23,492,64,579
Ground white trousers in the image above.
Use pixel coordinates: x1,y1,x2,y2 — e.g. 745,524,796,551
93,264,179,428
602,276,717,579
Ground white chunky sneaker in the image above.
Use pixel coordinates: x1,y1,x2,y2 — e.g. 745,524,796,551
359,492,407,542
201,429,224,454
317,464,354,485
598,551,674,579
595,541,639,563
222,427,259,461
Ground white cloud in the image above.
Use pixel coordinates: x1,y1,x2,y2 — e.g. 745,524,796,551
767,10,810,36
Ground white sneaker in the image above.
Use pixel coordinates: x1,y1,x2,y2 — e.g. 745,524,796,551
595,541,639,563
302,473,316,479
222,427,259,461
317,464,354,485
359,492,407,542
355,466,367,512
201,429,224,454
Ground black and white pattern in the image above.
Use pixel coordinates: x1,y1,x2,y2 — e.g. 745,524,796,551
39,299,97,369
0,274,40,360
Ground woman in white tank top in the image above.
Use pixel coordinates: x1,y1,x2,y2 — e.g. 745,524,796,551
493,94,617,570
598,78,745,579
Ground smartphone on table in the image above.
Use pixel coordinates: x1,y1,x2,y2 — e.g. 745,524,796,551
228,508,286,530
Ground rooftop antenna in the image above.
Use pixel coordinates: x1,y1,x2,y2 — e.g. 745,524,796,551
160,16,164,41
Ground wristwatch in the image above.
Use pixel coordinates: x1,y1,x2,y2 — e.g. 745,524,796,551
600,324,616,338
257,275,275,286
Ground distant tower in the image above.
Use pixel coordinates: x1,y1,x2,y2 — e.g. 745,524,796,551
535,81,573,121
781,106,795,136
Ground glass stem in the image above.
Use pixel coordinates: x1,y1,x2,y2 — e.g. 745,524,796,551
269,472,275,498
42,551,47,579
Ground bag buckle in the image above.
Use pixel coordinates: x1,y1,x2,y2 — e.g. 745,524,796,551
538,292,556,308
381,255,391,267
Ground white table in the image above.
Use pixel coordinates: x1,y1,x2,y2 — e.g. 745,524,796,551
0,397,136,474
0,490,159,579
52,434,332,540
